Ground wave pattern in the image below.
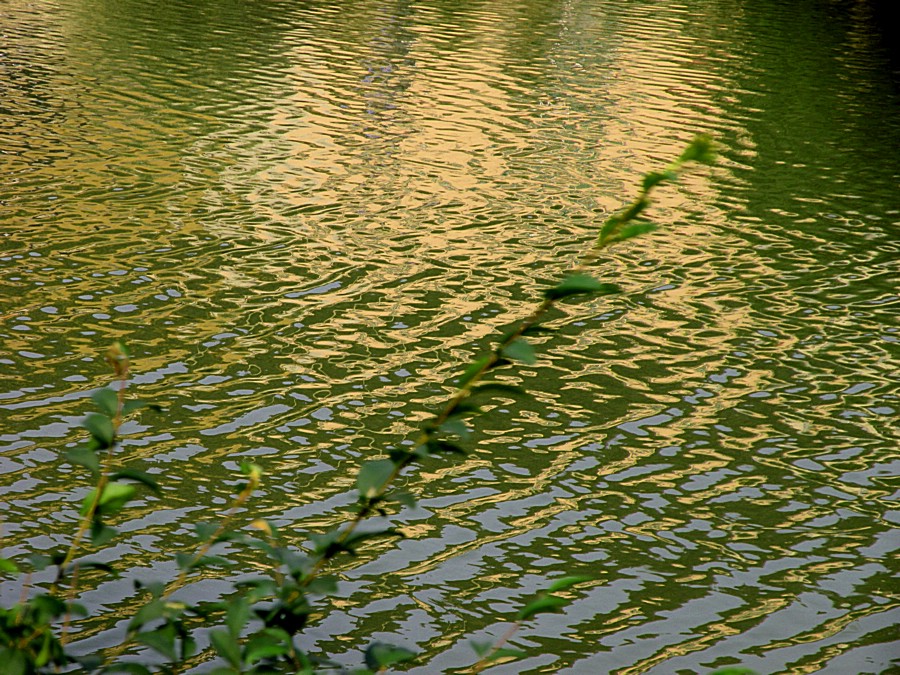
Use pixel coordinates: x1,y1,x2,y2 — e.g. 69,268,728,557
1,0,898,672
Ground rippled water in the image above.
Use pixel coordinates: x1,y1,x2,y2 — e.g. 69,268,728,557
2,0,898,672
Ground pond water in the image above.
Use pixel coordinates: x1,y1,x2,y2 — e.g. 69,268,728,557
1,0,898,672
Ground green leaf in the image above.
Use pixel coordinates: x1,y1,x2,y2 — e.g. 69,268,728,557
240,461,263,478
516,595,568,621
545,274,619,301
615,222,658,243
195,522,219,541
83,413,115,449
641,170,677,192
599,214,623,246
91,388,119,417
457,356,492,388
134,580,166,598
176,554,232,571
470,640,492,657
129,598,166,631
235,577,278,601
357,459,395,500
388,447,415,464
2,650,28,675
547,575,592,592
110,468,160,493
226,598,250,637
622,197,649,222
65,447,100,474
308,530,341,557
439,418,470,440
210,629,241,668
364,642,416,670
136,623,177,660
306,576,338,596
81,482,136,517
392,491,418,509
29,553,52,571
0,558,19,574
425,439,467,456
679,134,716,165
446,400,482,418
341,528,404,555
35,632,55,667
76,560,115,574
99,482,136,510
121,400,163,416
502,338,537,365
91,518,119,547
245,641,290,665
31,593,67,620
520,324,557,336
244,628,292,665
175,552,195,571
471,383,527,398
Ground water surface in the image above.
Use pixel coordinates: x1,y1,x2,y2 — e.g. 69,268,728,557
1,0,898,672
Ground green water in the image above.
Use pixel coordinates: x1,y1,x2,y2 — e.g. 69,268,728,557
1,0,898,672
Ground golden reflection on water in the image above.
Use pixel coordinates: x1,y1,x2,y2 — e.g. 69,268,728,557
2,0,899,672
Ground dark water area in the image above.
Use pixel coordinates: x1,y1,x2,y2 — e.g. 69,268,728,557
1,0,898,672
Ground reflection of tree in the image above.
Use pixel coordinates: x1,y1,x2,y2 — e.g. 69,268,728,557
717,0,900,224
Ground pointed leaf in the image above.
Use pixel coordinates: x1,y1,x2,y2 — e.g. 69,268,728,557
210,629,241,668
502,338,537,365
0,557,19,574
425,439,467,456
471,383,527,398
678,134,716,165
29,553,52,571
439,418,470,440
226,598,250,637
471,640,492,657
122,400,163,416
65,447,99,474
521,325,557,336
76,560,115,574
457,356,492,388
599,215,624,246
357,459,396,500
91,388,119,417
308,530,341,556
545,274,619,301
641,170,677,192
110,468,160,493
615,222,658,243
128,598,167,631
195,522,219,541
89,521,117,547
446,400,482,418
547,575,592,592
342,528,404,555
83,413,115,448
364,642,416,670
136,624,177,660
84,482,136,516
393,491,418,509
516,595,568,621
306,576,338,596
